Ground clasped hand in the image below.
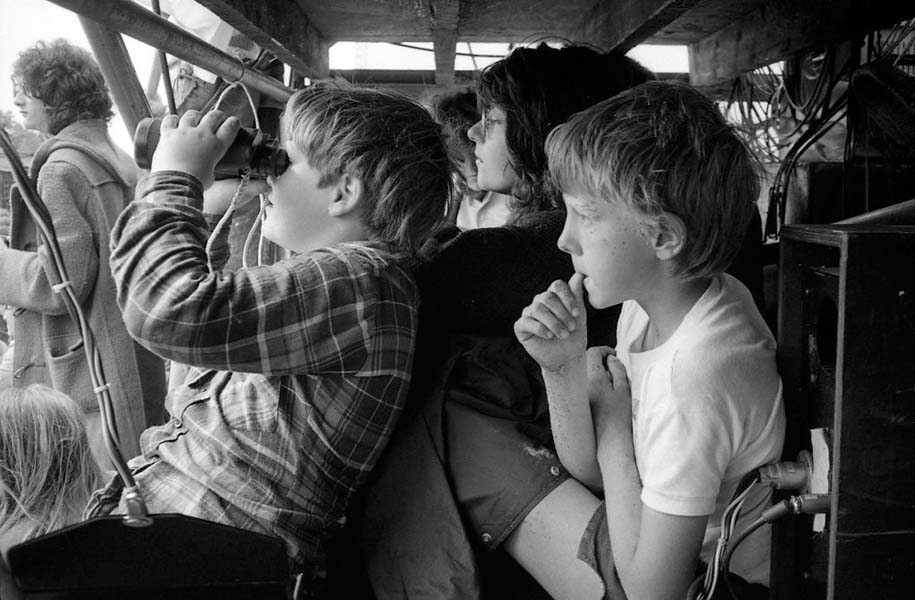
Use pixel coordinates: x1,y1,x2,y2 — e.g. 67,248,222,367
514,272,587,373
514,272,633,433
586,346,632,437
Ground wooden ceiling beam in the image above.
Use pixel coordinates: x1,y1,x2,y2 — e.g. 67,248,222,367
577,0,702,52
689,0,915,87
194,0,329,78
427,0,462,87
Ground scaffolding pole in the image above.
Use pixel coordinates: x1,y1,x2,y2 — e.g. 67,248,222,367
79,17,151,139
48,0,293,104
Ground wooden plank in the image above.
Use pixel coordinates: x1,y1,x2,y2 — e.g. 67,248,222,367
433,28,459,87
428,1,461,88
690,0,915,87
331,68,477,99
194,0,329,78
576,0,703,52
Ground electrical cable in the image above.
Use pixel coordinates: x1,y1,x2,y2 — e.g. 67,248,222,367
721,494,831,599
721,516,768,600
241,198,268,269
0,127,150,526
202,81,268,270
697,455,821,600
765,41,854,238
697,470,761,600
385,41,505,58
205,171,251,272
467,42,479,70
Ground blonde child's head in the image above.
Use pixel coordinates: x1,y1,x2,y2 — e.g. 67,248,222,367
281,82,452,259
0,385,102,553
546,80,760,281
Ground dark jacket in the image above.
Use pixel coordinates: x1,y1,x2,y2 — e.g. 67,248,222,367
355,212,614,599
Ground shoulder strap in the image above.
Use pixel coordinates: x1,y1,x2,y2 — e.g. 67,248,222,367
30,140,128,187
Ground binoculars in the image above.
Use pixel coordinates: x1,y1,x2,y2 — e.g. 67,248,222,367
133,117,289,180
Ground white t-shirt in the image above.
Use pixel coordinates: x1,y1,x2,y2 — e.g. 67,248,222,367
456,191,512,230
615,274,785,585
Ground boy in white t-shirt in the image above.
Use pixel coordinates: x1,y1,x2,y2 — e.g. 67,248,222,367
510,81,785,600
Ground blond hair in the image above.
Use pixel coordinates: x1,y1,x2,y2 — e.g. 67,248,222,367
284,82,451,261
546,81,760,280
0,385,103,541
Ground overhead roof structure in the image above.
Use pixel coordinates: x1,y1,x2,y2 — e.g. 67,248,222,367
48,0,915,102
187,0,915,89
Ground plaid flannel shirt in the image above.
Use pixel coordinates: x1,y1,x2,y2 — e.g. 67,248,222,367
108,172,419,581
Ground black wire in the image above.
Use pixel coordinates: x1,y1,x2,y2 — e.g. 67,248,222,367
721,516,767,600
0,127,141,496
385,41,506,58
732,470,761,504
767,42,853,236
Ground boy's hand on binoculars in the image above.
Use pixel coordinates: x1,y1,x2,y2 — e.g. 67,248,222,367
151,110,240,190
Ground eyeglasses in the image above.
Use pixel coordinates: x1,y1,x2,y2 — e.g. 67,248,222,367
480,110,506,140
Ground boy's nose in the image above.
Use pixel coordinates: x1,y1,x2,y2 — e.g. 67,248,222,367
557,225,579,256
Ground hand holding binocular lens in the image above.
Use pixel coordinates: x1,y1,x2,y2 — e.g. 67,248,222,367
133,117,289,180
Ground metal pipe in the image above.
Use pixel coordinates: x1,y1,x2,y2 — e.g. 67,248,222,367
48,0,292,104
79,17,151,139
150,0,177,115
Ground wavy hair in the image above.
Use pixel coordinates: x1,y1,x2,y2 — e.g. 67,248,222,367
0,385,103,543
475,43,655,221
12,39,113,135
284,82,451,260
546,81,761,280
431,88,480,196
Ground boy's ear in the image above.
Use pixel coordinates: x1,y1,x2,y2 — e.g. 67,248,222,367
650,213,687,261
327,173,363,218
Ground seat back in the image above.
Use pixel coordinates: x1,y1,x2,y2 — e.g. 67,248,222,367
7,514,290,599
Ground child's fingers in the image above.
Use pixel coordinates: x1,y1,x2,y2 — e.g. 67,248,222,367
199,109,231,132
587,345,614,365
214,115,240,144
603,354,629,392
586,346,615,384
160,113,179,131
546,279,580,323
514,312,555,341
568,272,585,314
528,291,577,338
586,346,612,378
179,109,202,127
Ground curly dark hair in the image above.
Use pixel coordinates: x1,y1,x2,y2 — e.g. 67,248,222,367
12,39,113,135
431,88,481,207
432,88,479,167
476,43,655,220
